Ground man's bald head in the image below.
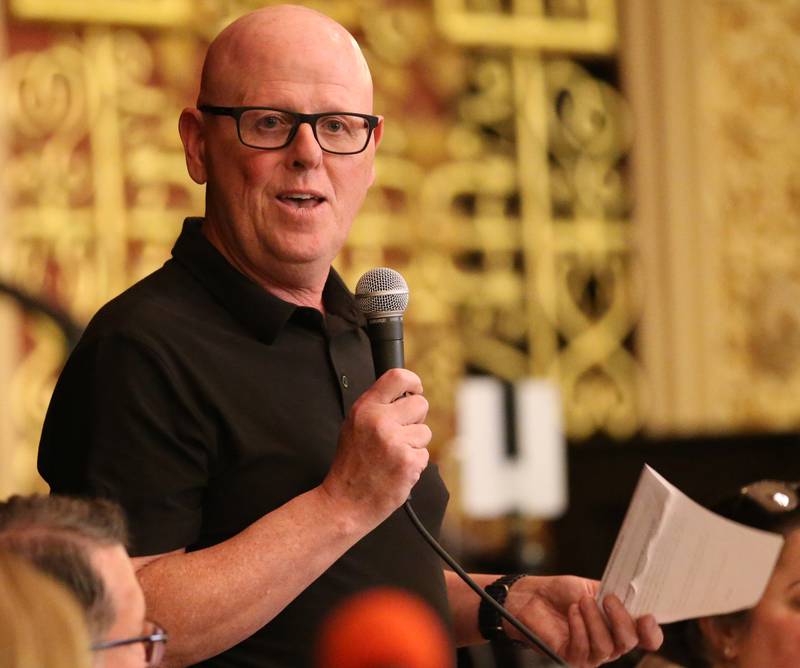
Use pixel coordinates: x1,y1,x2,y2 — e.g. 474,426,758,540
199,5,373,108
179,3,383,298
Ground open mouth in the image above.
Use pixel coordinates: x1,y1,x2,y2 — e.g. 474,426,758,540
277,193,326,209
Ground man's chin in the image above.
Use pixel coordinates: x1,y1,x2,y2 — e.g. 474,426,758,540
262,245,340,280
265,234,344,270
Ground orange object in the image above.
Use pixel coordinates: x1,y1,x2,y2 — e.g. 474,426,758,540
315,587,454,668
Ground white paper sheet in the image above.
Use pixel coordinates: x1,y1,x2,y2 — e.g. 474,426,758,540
598,465,784,623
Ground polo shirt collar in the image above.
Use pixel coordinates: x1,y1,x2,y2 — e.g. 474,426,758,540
171,218,363,343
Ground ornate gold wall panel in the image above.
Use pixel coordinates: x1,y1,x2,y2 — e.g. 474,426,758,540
623,0,800,435
10,0,197,26
1,0,638,499
433,0,616,52
0,5,14,499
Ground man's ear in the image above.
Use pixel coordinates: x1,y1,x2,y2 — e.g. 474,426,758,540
372,116,384,149
367,116,384,187
698,616,742,663
179,107,207,185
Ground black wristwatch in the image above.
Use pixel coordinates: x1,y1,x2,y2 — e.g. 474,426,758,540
478,573,526,641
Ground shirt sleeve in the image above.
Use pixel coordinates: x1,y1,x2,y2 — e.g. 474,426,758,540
38,332,214,556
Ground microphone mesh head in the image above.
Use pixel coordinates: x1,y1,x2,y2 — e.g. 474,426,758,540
354,267,409,317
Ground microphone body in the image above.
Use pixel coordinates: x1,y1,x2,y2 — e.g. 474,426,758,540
365,316,404,376
355,268,409,377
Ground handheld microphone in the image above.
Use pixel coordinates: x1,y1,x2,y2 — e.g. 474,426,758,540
354,267,409,377
353,268,569,667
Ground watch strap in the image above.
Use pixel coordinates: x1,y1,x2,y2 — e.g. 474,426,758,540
478,573,526,642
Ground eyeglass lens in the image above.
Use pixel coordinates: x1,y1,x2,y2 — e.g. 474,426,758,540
238,109,370,152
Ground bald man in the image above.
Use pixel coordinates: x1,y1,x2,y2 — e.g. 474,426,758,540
39,6,662,667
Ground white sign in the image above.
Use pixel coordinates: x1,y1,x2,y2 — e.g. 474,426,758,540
456,377,567,519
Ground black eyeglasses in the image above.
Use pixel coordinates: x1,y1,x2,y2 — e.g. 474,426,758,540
91,620,168,667
198,105,380,155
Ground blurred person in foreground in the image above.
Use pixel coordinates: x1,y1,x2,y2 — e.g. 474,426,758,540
0,549,92,668
638,480,800,668
36,5,662,667
0,494,167,668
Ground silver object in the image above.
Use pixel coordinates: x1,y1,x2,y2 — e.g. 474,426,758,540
354,267,409,319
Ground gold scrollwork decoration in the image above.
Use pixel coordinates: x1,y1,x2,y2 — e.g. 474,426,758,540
2,1,636,502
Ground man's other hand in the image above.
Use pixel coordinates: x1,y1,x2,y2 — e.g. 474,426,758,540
504,575,663,667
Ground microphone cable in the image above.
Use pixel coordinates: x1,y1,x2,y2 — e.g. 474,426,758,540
403,500,569,667
354,268,568,667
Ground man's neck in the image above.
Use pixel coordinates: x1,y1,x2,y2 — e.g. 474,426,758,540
201,219,328,311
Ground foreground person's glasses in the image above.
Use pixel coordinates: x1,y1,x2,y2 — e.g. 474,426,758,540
198,105,380,154
91,620,168,667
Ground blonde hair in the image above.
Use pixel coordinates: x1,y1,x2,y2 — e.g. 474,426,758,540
0,550,92,668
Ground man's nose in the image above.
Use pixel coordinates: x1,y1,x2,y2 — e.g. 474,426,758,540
285,121,323,168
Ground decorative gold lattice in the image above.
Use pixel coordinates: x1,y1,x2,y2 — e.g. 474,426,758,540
1,0,639,499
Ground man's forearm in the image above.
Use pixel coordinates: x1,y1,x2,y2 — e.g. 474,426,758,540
445,569,500,647
136,486,375,667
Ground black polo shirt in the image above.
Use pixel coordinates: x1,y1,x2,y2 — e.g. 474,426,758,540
38,218,451,667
